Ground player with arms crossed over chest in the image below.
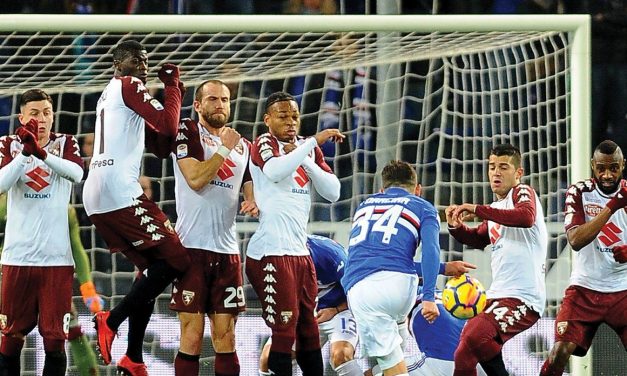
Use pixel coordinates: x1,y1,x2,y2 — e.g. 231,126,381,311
246,91,343,376
446,143,547,376
170,79,258,376
342,160,441,376
83,40,190,375
0,89,83,376
258,235,362,376
540,140,627,375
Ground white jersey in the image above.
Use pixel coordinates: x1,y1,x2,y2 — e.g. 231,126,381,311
172,119,251,254
247,133,339,260
83,76,180,215
0,133,83,266
564,178,627,292
484,185,548,315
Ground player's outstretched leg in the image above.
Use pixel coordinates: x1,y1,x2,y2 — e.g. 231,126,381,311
93,311,117,365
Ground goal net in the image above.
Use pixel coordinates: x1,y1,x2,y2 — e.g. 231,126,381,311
0,14,596,375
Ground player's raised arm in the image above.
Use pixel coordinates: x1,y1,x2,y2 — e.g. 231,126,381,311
301,138,341,202
113,41,181,137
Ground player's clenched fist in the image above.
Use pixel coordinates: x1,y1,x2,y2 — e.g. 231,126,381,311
22,118,38,134
17,124,47,160
219,127,241,150
612,245,627,263
158,63,180,86
606,185,627,213
314,128,345,145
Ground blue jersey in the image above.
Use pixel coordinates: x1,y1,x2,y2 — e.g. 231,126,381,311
341,187,440,301
307,235,348,310
410,301,465,361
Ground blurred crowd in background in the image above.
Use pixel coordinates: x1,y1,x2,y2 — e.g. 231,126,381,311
3,0,627,165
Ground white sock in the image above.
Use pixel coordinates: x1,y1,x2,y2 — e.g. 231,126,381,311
397,321,410,351
334,359,363,376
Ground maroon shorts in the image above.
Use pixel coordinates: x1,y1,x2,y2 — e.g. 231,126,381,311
0,265,73,340
170,249,245,315
89,194,188,271
480,297,540,343
554,285,627,355
245,255,320,353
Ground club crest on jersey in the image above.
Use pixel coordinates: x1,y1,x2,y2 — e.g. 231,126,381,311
176,144,188,158
584,204,603,217
164,220,174,233
201,134,215,147
557,321,568,335
48,141,61,157
0,314,6,330
280,311,293,324
182,290,195,305
149,98,163,110
234,143,244,155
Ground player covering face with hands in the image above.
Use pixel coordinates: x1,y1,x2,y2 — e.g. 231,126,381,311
0,89,84,376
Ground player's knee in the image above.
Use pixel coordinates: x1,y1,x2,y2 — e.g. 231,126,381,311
271,334,296,354
211,316,237,353
212,329,236,353
330,342,354,368
375,346,404,371
458,315,501,362
550,342,575,367
43,338,65,353
179,319,204,355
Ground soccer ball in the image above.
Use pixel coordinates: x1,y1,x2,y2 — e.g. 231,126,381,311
441,274,487,319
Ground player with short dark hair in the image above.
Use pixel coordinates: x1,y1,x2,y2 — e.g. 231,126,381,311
540,140,627,375
446,143,548,376
246,91,343,375
0,88,84,376
342,160,441,376
83,39,190,375
170,79,257,376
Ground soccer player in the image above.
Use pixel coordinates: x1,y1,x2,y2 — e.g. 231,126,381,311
0,195,103,376
540,140,627,376
342,160,441,376
245,91,343,375
367,295,487,376
446,143,548,376
170,79,258,376
258,235,361,376
83,40,190,375
0,89,84,376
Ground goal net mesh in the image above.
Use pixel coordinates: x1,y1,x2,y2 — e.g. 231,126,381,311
0,29,573,375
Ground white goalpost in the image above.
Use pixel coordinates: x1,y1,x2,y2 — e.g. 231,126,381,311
0,14,593,375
